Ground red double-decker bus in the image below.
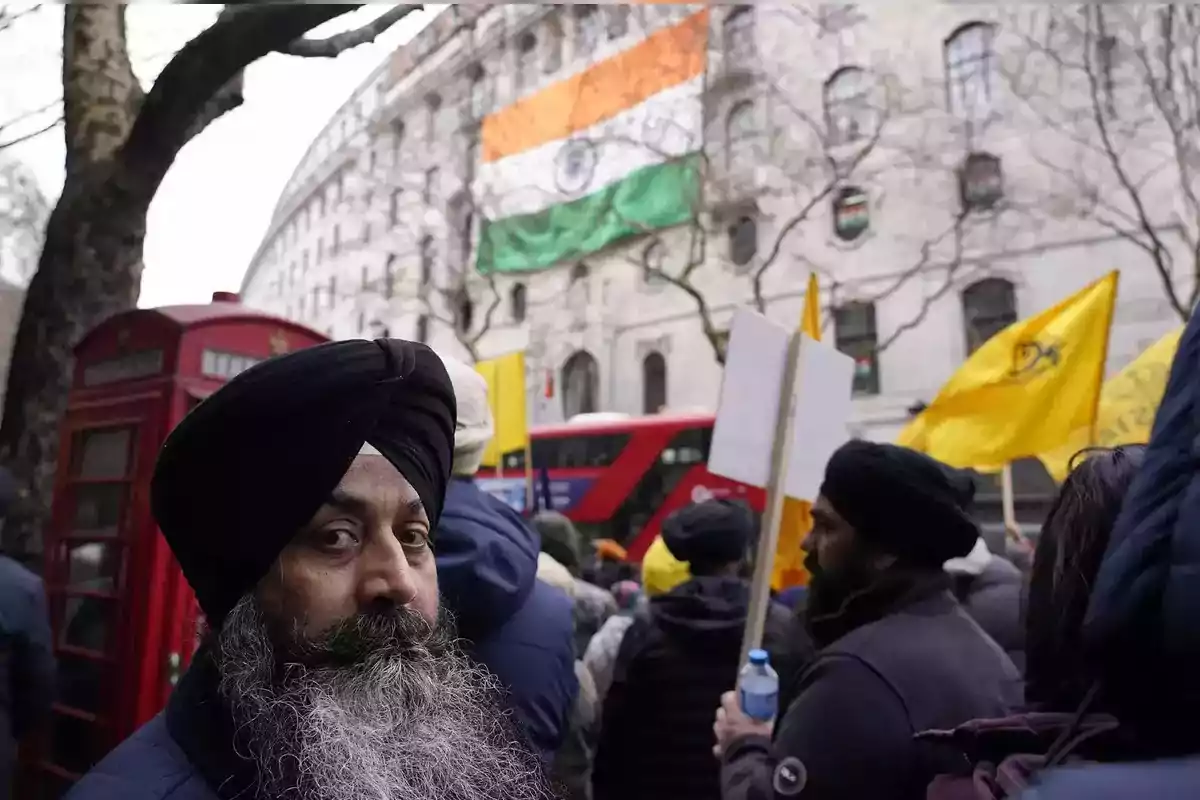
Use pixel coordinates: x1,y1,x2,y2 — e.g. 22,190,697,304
476,412,765,561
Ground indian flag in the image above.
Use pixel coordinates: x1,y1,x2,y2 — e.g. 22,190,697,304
476,8,708,274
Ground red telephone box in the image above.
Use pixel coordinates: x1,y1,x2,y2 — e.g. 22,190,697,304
24,292,327,796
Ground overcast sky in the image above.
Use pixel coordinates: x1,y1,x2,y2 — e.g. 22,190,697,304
0,3,440,307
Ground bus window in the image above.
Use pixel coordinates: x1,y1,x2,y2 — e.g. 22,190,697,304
522,433,631,470
609,426,711,545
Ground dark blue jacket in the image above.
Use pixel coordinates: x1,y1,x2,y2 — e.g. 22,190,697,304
1,554,56,800
1020,312,1200,798
436,477,577,762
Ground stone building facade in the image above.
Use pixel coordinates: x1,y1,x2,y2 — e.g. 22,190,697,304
240,4,1193,444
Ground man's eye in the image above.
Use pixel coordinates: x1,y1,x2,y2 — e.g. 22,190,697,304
313,529,359,553
397,528,430,550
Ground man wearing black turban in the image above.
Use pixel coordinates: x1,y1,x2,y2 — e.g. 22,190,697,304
715,441,1022,800
66,339,551,800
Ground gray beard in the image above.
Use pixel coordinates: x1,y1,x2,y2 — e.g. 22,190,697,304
213,595,552,800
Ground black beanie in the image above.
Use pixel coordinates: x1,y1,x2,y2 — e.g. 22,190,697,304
819,440,979,567
661,498,754,570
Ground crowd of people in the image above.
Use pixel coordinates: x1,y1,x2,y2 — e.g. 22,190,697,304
2,307,1199,800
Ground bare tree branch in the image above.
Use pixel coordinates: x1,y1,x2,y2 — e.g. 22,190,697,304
278,5,425,58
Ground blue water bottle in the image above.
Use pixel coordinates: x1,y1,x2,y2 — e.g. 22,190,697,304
738,648,779,723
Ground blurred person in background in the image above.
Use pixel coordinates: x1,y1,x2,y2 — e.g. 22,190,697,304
715,441,1021,800
583,534,689,704
593,499,790,800
944,534,1026,671
66,340,551,800
434,358,577,763
533,511,618,656
0,467,55,800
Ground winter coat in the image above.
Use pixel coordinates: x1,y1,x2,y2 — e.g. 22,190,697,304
1017,304,1200,792
436,477,578,762
720,585,1022,800
536,553,618,657
592,576,791,800
953,557,1026,672
550,660,599,800
0,554,55,800
583,613,636,704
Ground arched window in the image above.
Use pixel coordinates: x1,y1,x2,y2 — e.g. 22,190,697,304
542,15,563,74
456,289,475,334
467,62,491,119
510,282,528,323
562,350,600,418
605,6,629,39
944,22,996,123
724,6,753,64
415,314,429,344
728,215,757,267
570,262,590,283
573,5,601,56
726,101,758,171
823,66,872,145
962,278,1017,354
516,31,538,90
642,351,667,414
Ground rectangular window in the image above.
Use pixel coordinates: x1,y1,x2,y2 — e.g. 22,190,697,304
332,225,341,256
384,254,396,299
423,167,440,205
361,265,370,292
328,276,337,308
834,302,880,395
528,433,631,470
389,188,401,226
419,236,434,287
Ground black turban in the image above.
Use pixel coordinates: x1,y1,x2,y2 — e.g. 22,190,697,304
662,498,755,569
819,440,978,567
151,338,456,626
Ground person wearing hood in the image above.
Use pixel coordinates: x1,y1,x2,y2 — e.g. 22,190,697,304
715,441,1021,800
435,357,577,763
592,499,790,800
944,536,1026,671
533,511,618,656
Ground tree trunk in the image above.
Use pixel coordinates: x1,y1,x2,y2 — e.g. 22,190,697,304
0,5,146,557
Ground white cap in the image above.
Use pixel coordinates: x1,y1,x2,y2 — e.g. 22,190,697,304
943,536,994,577
439,355,495,476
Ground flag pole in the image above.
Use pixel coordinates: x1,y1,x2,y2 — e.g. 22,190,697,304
1088,270,1119,447
1000,462,1017,534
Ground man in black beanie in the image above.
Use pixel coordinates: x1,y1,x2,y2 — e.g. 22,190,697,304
715,441,1021,800
593,499,792,800
66,339,551,800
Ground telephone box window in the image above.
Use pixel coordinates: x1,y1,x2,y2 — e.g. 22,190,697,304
832,186,870,241
65,541,121,593
201,349,263,381
60,596,113,653
71,427,133,479
71,484,126,536
56,651,105,714
81,349,164,387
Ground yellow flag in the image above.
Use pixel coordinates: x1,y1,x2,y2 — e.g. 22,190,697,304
772,273,821,591
897,271,1118,469
476,352,529,469
1038,326,1181,482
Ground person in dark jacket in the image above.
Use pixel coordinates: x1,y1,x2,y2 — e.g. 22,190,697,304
715,441,1022,800
437,357,577,762
1017,314,1200,798
1,469,56,800
65,340,551,800
593,499,792,800
944,537,1026,670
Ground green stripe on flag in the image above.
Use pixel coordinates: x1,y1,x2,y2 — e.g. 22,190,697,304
476,154,701,274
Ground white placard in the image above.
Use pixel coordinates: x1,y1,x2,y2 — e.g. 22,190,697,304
785,334,855,501
707,308,790,489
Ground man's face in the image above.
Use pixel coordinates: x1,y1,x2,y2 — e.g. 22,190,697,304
803,495,885,618
211,455,548,800
256,454,439,641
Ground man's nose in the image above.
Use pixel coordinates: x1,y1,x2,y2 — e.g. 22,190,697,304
357,531,419,608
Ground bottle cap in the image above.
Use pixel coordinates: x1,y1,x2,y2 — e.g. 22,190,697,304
748,648,769,665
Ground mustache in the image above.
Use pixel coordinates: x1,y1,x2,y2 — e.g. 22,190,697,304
282,604,448,669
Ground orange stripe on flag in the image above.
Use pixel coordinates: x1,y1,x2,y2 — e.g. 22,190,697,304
481,9,709,164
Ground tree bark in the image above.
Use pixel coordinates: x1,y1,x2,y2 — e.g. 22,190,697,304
0,2,401,557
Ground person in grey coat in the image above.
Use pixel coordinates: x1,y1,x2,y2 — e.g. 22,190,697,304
944,537,1026,671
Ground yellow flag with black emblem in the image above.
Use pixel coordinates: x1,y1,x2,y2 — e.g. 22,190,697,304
896,271,1118,469
476,351,529,470
1038,325,1181,482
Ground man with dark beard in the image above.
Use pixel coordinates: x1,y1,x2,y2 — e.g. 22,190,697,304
65,339,552,800
714,441,1021,800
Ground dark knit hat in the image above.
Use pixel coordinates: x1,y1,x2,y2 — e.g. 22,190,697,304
819,440,979,567
661,498,755,570
151,338,456,626
533,510,583,572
